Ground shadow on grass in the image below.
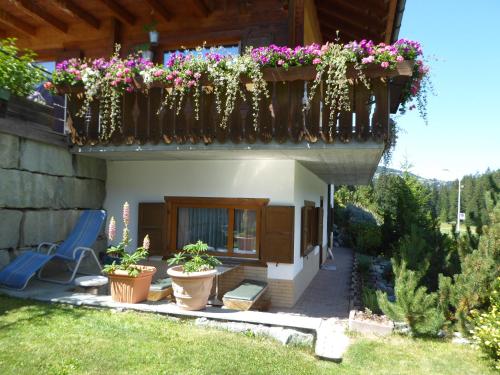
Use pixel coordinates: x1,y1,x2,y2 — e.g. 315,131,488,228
0,295,87,331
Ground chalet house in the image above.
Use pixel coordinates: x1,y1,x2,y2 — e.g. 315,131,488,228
1,0,408,307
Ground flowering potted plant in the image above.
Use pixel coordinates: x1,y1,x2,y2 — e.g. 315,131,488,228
167,240,221,310
103,202,156,303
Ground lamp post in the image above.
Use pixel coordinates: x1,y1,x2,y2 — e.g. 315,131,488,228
456,176,462,234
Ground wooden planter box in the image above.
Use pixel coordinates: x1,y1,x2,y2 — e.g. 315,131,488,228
348,310,394,336
108,265,156,304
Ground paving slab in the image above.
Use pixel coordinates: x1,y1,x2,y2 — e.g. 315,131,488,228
315,318,350,362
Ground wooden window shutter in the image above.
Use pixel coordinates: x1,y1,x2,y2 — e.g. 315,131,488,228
301,206,315,256
138,202,166,257
260,206,295,264
316,207,324,247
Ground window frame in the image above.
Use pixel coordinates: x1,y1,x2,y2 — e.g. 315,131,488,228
165,196,269,259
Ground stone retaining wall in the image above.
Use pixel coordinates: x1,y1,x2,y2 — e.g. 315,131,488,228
0,131,107,269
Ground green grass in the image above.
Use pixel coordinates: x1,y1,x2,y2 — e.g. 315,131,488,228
440,222,476,235
0,296,495,375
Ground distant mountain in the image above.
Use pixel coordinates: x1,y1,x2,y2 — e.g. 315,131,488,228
375,166,448,185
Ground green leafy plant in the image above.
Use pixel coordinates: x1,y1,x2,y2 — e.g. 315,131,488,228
377,260,444,336
0,38,44,97
167,240,221,273
470,277,500,370
102,202,151,277
362,286,381,314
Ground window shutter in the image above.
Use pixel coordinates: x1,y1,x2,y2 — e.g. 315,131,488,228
301,206,314,256
138,202,166,257
260,206,294,264
316,207,324,247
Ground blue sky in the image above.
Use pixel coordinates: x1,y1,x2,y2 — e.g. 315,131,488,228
387,0,500,180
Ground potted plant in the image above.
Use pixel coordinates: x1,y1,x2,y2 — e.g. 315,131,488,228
167,241,221,310
0,38,44,117
102,202,156,303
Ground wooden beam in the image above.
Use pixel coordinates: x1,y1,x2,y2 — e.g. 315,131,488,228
288,0,305,46
15,0,69,33
110,17,122,55
317,6,382,40
52,0,101,29
145,0,173,22
320,23,359,43
384,0,398,44
304,0,321,44
191,0,210,17
327,0,387,20
0,10,36,36
101,0,136,25
320,16,381,41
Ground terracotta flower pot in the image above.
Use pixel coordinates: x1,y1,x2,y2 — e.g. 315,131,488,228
108,265,156,303
167,265,217,310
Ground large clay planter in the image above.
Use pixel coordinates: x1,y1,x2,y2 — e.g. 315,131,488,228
167,265,217,310
108,265,156,303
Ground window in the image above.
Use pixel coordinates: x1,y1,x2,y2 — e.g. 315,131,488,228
165,197,268,259
163,44,240,66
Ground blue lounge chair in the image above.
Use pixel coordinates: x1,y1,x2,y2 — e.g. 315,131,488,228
0,210,106,290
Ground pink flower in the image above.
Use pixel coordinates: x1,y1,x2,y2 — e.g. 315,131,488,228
142,235,150,250
116,71,123,78
396,55,404,62
188,80,196,87
125,77,132,83
108,217,116,241
312,58,321,65
362,56,375,64
194,72,201,79
277,59,284,66
123,68,131,74
122,202,130,226
380,61,390,69
43,81,53,90
166,74,173,81
185,69,192,76
153,70,163,77
126,86,134,92
174,77,183,86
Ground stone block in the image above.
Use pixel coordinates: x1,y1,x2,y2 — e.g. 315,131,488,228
0,133,19,168
0,249,11,270
20,139,73,176
58,177,105,209
21,209,81,247
0,209,23,249
0,169,58,208
74,155,107,181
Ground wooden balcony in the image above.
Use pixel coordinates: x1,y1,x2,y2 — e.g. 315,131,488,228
66,62,413,147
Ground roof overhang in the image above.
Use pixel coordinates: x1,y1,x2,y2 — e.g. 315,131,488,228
71,140,384,185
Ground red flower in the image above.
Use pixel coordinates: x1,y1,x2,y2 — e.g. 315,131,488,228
43,81,53,90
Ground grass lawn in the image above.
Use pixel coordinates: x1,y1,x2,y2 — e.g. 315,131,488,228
0,296,495,375
440,222,476,235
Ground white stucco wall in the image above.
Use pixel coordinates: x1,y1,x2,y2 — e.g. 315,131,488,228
105,159,327,282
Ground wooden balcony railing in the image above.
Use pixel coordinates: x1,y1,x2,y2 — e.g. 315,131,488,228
66,62,413,147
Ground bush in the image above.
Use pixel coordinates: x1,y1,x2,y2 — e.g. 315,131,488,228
0,38,43,97
362,287,381,314
451,204,500,333
471,277,500,370
350,222,382,255
377,260,444,336
357,253,372,279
